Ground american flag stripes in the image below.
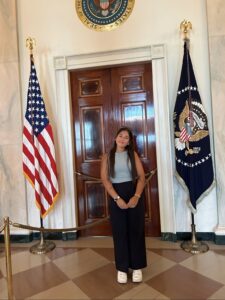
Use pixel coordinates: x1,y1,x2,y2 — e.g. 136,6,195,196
23,56,59,217
179,127,190,143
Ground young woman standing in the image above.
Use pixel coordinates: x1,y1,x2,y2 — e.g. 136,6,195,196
101,127,147,284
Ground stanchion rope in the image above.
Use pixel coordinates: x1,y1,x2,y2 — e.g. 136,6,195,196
5,169,157,233
75,168,157,183
0,221,5,233
10,216,109,232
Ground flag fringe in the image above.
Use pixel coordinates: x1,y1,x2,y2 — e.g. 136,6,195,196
175,171,216,214
35,192,59,218
23,171,59,218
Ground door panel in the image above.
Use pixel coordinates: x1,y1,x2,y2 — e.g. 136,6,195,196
70,69,111,236
81,107,104,161
70,63,160,237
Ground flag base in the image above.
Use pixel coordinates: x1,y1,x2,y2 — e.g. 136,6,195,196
181,240,209,254
180,223,209,254
30,231,55,254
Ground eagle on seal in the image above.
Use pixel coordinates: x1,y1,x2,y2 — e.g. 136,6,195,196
174,100,209,151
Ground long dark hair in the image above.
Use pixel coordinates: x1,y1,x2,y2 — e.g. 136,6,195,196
109,126,137,182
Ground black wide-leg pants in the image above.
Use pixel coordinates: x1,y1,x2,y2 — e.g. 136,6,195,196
110,181,147,273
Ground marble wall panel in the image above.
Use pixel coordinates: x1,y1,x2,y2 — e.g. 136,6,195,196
0,62,22,145
207,0,225,230
206,0,225,36
0,0,18,63
0,0,26,232
0,145,26,223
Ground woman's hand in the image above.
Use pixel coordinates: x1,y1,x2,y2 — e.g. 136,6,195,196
116,198,128,209
127,195,139,208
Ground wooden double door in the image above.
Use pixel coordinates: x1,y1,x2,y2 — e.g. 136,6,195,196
70,62,160,237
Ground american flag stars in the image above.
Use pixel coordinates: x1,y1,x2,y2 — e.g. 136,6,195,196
25,64,49,137
177,85,198,94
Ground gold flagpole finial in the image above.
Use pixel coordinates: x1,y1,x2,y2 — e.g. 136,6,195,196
180,20,192,41
26,37,36,55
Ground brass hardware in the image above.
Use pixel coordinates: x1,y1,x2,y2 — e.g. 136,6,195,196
4,217,14,300
26,37,36,55
180,20,192,40
145,168,157,183
30,232,56,255
181,223,209,254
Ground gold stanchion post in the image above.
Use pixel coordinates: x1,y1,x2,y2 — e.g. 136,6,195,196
4,217,14,300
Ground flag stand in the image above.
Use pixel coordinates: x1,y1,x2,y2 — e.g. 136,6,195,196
30,217,56,254
25,37,58,255
181,213,209,254
177,21,211,254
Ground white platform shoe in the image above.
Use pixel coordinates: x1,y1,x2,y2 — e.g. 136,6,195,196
117,271,127,284
132,269,142,283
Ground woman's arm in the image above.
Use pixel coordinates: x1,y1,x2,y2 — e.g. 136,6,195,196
100,153,117,198
127,151,146,208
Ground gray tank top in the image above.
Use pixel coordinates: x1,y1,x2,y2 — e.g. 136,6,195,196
110,151,132,183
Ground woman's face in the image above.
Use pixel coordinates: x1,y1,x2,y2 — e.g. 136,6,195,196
115,130,130,150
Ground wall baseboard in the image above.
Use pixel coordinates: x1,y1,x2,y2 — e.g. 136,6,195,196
214,235,225,245
0,231,78,243
161,232,225,245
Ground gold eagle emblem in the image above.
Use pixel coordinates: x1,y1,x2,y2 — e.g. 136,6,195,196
175,100,209,142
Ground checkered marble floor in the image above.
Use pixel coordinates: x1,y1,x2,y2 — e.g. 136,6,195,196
1,237,225,299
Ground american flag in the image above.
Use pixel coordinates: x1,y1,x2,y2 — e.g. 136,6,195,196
100,0,109,10
179,127,190,142
22,56,59,217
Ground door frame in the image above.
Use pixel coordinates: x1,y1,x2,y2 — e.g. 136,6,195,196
54,45,176,235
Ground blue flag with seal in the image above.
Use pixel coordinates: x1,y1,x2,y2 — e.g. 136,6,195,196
173,40,214,212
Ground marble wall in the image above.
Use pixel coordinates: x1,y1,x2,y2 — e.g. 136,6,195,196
207,0,225,236
0,0,26,230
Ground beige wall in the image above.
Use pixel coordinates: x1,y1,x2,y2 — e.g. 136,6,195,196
207,0,225,235
0,0,26,231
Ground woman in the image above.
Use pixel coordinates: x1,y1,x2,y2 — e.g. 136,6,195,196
101,127,147,284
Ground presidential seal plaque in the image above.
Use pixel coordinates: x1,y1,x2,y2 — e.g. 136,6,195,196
75,0,135,31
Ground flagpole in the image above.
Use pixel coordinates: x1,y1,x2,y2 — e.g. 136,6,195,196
30,217,56,255
179,22,209,254
26,37,56,254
